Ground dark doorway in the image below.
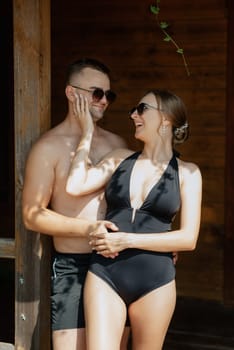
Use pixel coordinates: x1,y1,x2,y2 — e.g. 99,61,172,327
0,0,15,343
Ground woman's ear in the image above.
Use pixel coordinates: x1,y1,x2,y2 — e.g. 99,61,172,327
65,85,76,102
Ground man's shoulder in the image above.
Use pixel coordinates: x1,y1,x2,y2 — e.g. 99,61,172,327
29,123,69,156
33,128,59,148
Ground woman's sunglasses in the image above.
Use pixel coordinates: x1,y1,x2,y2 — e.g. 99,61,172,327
70,85,116,104
129,103,161,117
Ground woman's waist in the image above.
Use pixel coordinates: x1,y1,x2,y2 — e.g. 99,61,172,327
91,248,173,264
105,208,172,233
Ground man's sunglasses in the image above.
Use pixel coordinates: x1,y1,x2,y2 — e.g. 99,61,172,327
129,103,161,117
70,85,116,104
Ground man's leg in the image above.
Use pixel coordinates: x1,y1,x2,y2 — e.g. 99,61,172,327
51,253,91,350
52,329,86,350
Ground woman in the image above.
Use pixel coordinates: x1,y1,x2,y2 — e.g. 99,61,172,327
66,89,202,350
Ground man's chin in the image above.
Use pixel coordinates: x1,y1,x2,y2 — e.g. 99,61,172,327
92,114,104,123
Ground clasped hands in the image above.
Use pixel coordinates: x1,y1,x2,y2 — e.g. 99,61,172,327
89,221,127,258
90,221,179,264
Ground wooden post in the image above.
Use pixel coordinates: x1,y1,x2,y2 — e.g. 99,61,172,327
0,343,15,350
0,238,15,259
225,0,234,305
13,0,51,349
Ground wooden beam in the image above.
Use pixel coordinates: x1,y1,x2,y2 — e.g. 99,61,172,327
13,0,51,349
0,239,15,259
224,0,234,305
0,343,14,350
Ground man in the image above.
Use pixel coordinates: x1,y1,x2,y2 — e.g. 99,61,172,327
22,58,129,350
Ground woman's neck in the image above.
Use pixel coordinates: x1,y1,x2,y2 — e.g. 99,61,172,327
141,141,173,162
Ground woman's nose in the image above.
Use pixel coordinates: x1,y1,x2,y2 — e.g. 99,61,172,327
129,111,138,120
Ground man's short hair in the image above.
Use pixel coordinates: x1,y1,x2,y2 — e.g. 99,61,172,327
66,58,111,85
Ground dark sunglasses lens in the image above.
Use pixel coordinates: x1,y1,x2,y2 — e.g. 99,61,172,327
92,88,104,101
106,90,116,103
137,103,146,115
129,107,136,115
92,88,116,103
129,103,146,116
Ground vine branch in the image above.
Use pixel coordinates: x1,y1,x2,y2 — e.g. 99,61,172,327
150,0,190,76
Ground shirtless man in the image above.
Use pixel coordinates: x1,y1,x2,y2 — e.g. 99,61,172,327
22,58,128,350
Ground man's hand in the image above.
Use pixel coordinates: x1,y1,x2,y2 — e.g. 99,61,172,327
89,227,127,257
90,221,120,258
172,252,179,265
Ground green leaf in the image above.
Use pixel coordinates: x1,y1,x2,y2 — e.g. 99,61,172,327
177,48,184,54
150,5,160,15
160,21,169,29
164,36,171,42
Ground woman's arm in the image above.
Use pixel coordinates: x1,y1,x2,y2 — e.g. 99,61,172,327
89,162,202,254
66,94,132,196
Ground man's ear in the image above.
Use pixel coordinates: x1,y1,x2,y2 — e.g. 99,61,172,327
65,85,76,102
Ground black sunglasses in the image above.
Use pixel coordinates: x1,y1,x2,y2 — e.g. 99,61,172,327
70,85,116,104
129,103,161,117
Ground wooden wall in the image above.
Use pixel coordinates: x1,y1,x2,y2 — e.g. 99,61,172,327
51,0,227,301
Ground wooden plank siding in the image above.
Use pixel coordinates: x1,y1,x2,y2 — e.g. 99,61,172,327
225,0,234,305
51,0,228,302
13,0,51,348
0,239,15,259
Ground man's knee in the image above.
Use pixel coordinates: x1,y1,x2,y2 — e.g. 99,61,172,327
52,328,86,350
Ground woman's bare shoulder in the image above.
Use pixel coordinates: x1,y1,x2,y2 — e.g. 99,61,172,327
178,158,200,171
177,158,202,184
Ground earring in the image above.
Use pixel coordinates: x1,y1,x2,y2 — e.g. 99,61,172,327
161,124,167,135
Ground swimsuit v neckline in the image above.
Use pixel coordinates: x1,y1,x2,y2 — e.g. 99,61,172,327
128,152,174,210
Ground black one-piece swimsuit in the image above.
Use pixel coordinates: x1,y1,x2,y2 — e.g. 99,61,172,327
89,151,181,306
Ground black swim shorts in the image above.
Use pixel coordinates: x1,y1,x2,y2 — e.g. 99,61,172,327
51,252,91,330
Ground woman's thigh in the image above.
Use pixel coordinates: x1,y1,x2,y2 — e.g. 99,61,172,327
84,271,128,350
129,280,176,350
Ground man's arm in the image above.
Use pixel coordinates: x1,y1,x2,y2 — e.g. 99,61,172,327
22,139,98,237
